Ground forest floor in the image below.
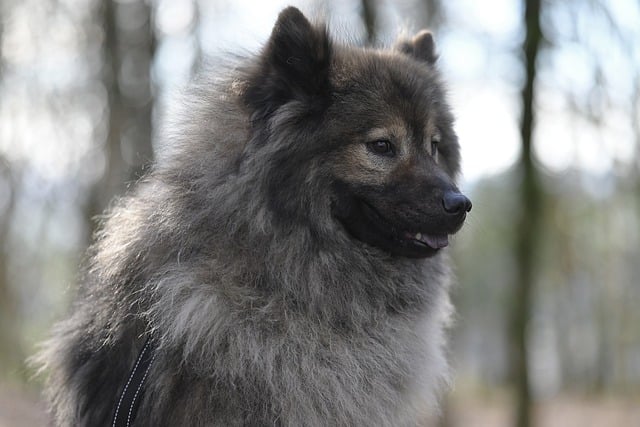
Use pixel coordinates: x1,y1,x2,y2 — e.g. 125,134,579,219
445,392,640,427
0,384,47,427
1,382,638,427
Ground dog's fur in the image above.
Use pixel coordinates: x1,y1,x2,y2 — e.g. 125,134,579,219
37,7,470,426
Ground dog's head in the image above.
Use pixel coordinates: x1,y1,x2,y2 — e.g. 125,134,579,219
242,7,470,259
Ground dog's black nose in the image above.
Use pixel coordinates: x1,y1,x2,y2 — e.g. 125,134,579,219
442,190,472,214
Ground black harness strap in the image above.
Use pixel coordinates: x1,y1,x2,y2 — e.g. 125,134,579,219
112,337,157,427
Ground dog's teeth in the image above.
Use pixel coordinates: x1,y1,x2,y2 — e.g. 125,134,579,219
415,232,422,240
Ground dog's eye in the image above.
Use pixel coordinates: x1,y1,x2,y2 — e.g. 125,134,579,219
367,140,395,156
430,133,440,162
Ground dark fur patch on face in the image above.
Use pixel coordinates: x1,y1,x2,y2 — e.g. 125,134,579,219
322,54,468,258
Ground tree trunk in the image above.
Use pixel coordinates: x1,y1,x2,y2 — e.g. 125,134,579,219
360,0,377,46
510,0,543,426
0,158,20,375
87,0,155,232
0,14,21,376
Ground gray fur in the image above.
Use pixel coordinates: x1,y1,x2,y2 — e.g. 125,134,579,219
36,7,465,426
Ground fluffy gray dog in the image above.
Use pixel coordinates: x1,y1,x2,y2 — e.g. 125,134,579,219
38,7,471,426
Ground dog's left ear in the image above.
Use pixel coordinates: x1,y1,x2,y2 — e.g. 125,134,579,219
397,30,438,65
244,7,332,121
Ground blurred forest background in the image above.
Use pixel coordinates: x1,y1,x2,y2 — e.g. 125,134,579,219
0,0,639,426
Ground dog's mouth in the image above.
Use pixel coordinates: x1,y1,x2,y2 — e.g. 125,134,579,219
401,231,449,249
354,198,450,258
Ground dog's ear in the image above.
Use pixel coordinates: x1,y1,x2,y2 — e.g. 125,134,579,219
244,7,332,121
397,30,438,65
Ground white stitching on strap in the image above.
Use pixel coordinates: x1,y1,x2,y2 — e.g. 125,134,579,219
126,352,157,427
112,342,149,427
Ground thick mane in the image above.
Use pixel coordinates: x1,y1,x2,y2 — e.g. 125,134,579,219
79,65,453,423
92,70,452,343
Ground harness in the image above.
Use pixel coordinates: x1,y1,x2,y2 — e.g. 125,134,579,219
111,338,157,427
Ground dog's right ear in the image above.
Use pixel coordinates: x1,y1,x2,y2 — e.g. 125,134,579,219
244,7,332,122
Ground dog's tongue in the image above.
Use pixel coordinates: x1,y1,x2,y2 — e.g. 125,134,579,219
421,234,449,249
404,231,449,249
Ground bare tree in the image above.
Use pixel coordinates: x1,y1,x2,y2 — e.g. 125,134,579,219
0,4,21,375
191,0,203,76
88,0,156,228
509,0,543,426
418,0,444,29
0,157,20,374
360,0,377,46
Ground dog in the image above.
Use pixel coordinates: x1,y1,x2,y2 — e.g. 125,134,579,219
37,7,471,426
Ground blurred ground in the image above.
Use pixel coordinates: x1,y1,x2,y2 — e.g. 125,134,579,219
1,383,638,427
447,392,640,427
0,384,47,427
